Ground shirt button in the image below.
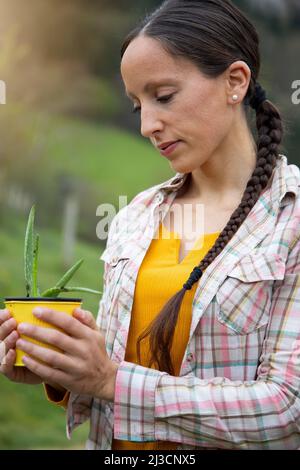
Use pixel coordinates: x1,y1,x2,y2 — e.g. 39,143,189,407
187,353,194,362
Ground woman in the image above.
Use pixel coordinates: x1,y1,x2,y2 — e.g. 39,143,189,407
1,0,300,450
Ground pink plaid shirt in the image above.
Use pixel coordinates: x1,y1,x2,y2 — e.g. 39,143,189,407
66,155,300,449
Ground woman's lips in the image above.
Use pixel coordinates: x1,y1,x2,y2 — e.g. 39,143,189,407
159,141,181,157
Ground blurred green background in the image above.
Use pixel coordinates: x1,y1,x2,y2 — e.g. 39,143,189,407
0,0,299,449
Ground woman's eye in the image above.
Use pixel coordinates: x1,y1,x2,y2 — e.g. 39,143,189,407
157,94,174,104
131,94,174,114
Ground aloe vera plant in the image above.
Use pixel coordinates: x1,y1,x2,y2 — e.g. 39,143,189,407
24,205,101,298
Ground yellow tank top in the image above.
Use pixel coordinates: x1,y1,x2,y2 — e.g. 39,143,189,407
112,222,220,450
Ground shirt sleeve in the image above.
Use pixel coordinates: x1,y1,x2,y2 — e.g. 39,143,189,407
113,235,300,449
43,383,70,409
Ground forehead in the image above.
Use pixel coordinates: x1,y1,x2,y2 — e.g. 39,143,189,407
120,36,191,96
121,36,179,70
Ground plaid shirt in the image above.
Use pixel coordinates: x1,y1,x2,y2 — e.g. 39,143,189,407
66,155,300,450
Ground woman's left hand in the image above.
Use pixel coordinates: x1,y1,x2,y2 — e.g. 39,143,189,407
16,307,119,401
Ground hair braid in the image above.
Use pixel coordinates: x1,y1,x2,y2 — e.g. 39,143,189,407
121,0,284,375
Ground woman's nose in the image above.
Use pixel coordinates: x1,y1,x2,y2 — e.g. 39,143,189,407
140,108,164,138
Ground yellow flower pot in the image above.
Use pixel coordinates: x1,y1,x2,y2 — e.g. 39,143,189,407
4,298,82,366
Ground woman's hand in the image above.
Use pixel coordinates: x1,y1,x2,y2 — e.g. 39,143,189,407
15,307,119,401
0,309,43,385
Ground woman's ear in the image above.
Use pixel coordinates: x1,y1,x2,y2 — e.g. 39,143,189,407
225,60,252,104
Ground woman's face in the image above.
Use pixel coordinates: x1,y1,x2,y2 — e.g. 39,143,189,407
120,36,237,174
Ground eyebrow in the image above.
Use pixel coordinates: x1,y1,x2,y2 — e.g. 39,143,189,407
126,79,179,99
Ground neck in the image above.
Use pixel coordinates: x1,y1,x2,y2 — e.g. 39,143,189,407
184,118,257,210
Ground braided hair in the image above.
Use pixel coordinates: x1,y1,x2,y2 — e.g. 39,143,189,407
121,0,283,375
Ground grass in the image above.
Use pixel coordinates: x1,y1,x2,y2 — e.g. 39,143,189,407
0,377,89,450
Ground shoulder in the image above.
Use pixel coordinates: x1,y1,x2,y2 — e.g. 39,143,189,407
274,155,300,211
105,173,183,248
286,163,300,192
273,156,300,257
280,154,300,191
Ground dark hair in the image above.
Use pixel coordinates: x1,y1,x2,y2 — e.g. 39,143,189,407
121,0,283,375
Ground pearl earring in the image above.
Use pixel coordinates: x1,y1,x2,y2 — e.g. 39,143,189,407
232,95,239,102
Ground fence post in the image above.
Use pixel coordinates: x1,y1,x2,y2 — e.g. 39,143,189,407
0,80,6,104
60,175,79,268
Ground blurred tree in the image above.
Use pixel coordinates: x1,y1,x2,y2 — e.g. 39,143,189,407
240,0,300,31
0,0,127,120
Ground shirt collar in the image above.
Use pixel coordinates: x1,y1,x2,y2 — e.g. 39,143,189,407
269,155,299,209
158,172,189,193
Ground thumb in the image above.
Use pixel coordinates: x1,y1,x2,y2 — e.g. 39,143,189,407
73,308,99,331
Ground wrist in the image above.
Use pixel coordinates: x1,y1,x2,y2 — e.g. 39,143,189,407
99,361,119,402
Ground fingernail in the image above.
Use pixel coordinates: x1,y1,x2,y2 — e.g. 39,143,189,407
16,339,25,348
18,323,28,333
76,309,85,320
33,308,43,317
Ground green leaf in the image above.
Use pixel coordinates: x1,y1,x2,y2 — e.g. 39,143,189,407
40,287,61,298
62,287,102,295
24,205,35,297
32,233,39,297
54,259,84,289
41,286,101,298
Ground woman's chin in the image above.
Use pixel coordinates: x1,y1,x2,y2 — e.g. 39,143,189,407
169,161,194,174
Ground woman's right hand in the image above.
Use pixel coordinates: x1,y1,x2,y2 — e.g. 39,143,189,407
0,309,43,385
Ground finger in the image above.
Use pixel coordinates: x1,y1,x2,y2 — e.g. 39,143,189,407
72,308,99,331
0,349,15,375
21,354,68,387
0,340,7,366
0,309,12,325
16,338,75,372
31,308,86,338
0,317,17,341
3,330,19,351
16,323,80,355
